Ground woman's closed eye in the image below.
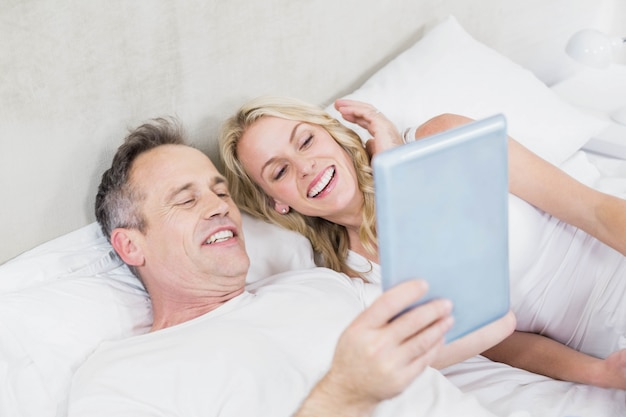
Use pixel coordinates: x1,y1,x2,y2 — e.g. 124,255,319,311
268,133,314,181
273,165,288,181
300,134,313,149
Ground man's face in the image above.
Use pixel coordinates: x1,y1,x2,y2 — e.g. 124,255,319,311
128,144,249,295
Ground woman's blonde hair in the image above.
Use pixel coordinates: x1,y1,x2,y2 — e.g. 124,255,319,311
219,96,377,279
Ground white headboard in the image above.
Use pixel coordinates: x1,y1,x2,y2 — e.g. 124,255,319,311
0,0,620,264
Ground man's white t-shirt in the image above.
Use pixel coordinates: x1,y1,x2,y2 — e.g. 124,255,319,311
68,267,505,417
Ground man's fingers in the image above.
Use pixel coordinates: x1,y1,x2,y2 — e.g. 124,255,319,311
393,310,453,379
353,280,431,328
391,296,453,340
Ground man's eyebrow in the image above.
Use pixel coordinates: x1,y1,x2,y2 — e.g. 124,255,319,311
260,122,304,178
212,176,227,187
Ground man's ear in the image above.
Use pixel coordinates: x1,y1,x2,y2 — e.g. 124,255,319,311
110,228,145,267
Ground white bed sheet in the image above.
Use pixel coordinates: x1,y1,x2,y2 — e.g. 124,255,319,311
444,355,625,417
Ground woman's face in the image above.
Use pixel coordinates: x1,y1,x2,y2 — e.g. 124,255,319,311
236,116,363,222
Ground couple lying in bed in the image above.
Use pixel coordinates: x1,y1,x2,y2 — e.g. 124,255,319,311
68,97,626,416
70,117,501,417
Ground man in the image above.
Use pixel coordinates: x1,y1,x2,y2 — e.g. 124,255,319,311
68,117,505,416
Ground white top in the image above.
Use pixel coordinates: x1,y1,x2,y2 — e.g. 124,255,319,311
346,249,381,285
506,194,626,358
68,267,505,417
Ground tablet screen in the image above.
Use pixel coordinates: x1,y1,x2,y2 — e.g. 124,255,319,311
373,114,510,342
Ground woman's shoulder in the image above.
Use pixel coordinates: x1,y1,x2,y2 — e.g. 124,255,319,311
346,250,381,285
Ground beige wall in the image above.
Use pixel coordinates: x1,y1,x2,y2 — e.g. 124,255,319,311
0,0,616,263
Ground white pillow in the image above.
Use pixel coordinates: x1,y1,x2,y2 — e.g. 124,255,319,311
0,223,116,294
243,214,316,283
325,16,608,166
0,213,314,417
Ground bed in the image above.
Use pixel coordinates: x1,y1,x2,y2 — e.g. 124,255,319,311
1,1,625,416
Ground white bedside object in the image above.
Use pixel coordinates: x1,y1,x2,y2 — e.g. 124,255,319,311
613,105,626,125
552,66,626,158
581,123,626,159
565,28,625,70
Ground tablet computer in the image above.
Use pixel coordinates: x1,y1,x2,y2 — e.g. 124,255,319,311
372,114,510,343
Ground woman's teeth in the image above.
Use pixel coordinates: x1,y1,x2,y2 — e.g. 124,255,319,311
206,230,234,244
308,167,335,197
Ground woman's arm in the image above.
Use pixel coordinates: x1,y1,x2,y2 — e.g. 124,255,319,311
507,138,626,256
411,112,626,257
482,331,626,390
432,310,516,369
432,304,626,390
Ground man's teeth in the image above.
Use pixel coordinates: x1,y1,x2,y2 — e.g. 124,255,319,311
206,230,234,244
308,167,335,198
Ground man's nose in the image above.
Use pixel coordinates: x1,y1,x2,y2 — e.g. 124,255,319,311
201,193,229,219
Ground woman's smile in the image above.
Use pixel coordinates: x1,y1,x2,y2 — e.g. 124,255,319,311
307,166,336,198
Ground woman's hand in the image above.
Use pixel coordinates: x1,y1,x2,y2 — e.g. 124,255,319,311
334,99,403,158
597,348,626,390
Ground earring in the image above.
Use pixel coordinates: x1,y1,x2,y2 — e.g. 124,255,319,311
275,203,290,214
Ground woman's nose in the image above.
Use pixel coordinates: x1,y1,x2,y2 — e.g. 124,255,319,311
295,158,315,177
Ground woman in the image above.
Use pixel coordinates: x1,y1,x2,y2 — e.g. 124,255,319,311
219,95,626,390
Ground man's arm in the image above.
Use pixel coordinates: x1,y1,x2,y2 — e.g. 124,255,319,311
293,280,454,416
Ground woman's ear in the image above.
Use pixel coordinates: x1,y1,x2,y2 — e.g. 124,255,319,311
110,228,145,266
273,201,290,215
